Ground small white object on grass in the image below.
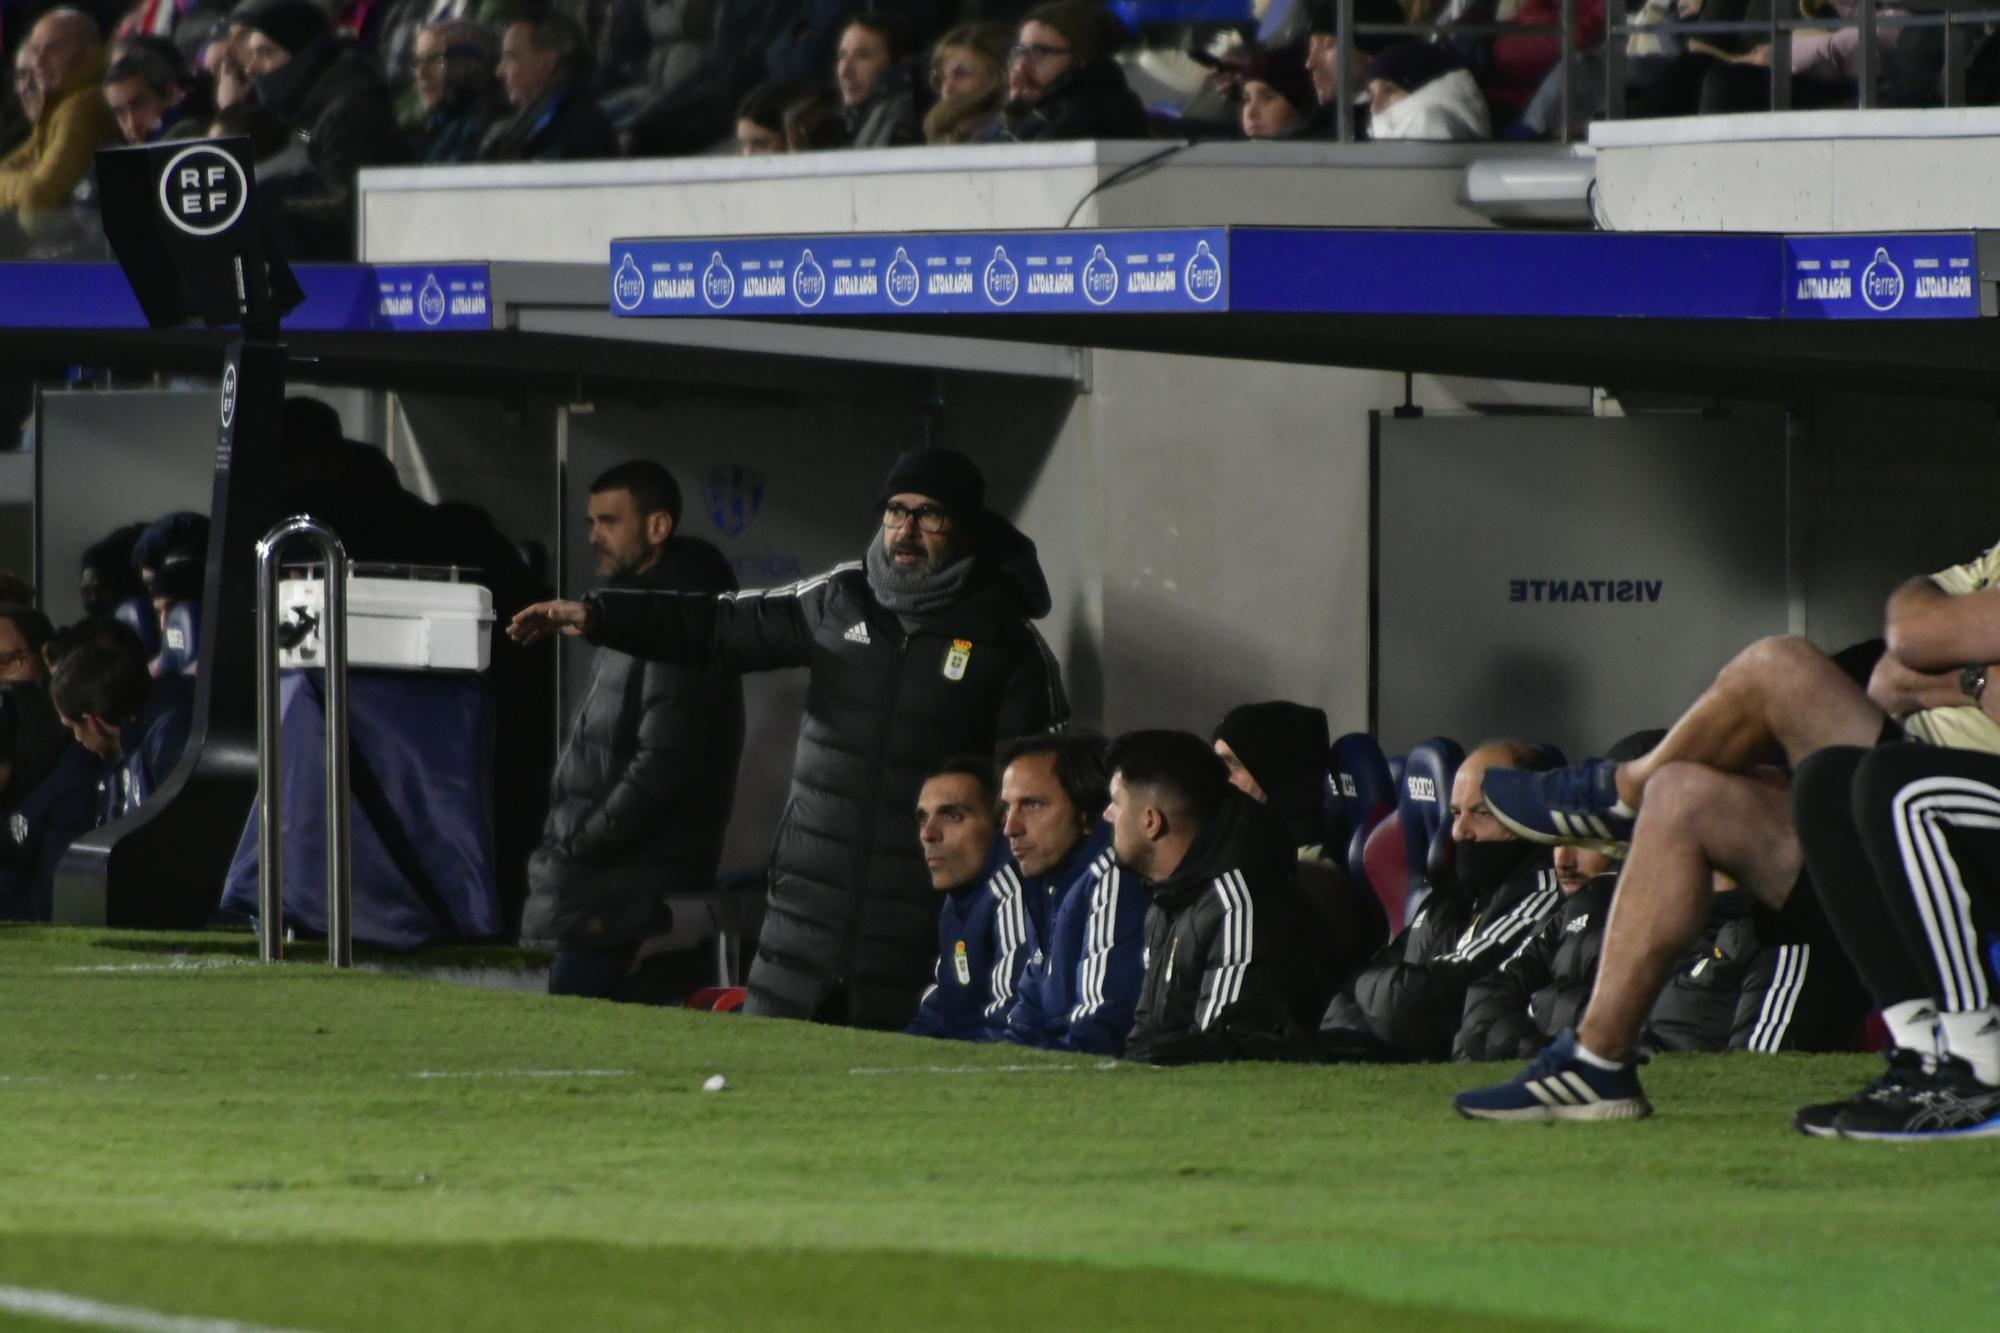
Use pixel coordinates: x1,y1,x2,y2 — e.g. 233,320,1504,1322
702,1074,729,1092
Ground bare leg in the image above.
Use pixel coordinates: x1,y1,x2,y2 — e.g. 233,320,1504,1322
1613,636,1885,810
1576,762,1804,1062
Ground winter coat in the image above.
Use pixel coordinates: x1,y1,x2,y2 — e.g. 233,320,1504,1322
419,84,509,164
1454,873,1614,1061
1489,0,1607,113
0,45,114,231
1005,59,1149,142
845,73,921,148
1367,68,1492,141
1123,793,1325,1065
904,840,1027,1041
523,539,745,949
480,78,619,161
253,35,409,256
583,518,1067,1029
1642,888,1864,1054
1001,823,1148,1054
1320,849,1559,1061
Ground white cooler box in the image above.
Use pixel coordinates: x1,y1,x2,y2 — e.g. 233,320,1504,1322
278,573,494,672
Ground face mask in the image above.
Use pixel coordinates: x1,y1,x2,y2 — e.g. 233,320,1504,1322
1452,838,1536,895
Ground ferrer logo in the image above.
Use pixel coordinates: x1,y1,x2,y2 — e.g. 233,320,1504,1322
702,252,736,309
794,249,827,307
612,253,645,310
984,246,1019,306
1184,239,1223,304
886,248,921,307
1861,247,1904,312
157,144,247,237
1082,245,1119,306
418,273,446,326
1407,776,1436,803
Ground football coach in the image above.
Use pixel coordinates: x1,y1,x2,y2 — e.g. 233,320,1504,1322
509,447,1068,1028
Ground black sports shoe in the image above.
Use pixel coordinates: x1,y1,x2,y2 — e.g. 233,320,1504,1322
1832,1056,2000,1141
1792,1048,1928,1138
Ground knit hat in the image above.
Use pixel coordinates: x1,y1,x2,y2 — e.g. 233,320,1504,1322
1364,41,1457,94
878,447,987,524
1243,42,1316,114
235,0,331,56
132,512,210,602
1213,700,1334,846
1304,0,1408,55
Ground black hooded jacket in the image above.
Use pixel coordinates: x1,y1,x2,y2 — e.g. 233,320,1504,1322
254,35,408,255
1320,842,1559,1061
1005,59,1148,141
1123,792,1325,1065
583,517,1066,1028
523,538,745,949
1455,872,1614,1061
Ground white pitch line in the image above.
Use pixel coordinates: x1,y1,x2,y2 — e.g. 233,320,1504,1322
848,1061,1124,1076
52,960,253,974
409,1069,633,1080
0,1284,316,1333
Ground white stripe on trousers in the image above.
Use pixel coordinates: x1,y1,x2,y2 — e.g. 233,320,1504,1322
1747,944,1809,1052
1890,777,2000,1012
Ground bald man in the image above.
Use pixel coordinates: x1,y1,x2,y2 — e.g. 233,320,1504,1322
0,9,113,241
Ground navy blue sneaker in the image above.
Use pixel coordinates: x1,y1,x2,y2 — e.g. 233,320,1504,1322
1482,759,1636,856
1833,1056,2000,1141
1454,1030,1652,1122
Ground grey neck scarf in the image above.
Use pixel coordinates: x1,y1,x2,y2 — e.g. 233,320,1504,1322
865,535,978,623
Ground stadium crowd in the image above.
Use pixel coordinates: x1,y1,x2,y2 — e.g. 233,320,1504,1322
1,0,1980,258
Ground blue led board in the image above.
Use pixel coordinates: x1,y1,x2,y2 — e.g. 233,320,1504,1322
0,262,493,331
609,229,1230,317
1782,234,1981,320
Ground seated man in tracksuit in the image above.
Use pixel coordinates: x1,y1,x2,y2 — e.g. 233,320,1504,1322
993,732,1142,1054
1455,844,1618,1061
0,682,100,921
1109,730,1325,1065
48,623,189,826
904,756,1023,1041
1319,739,1561,1062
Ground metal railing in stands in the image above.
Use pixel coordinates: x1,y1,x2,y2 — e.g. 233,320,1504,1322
1324,0,2000,141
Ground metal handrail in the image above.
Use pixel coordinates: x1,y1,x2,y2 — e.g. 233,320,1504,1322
256,515,352,968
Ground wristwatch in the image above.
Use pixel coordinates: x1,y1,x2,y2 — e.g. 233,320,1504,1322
1960,663,1988,703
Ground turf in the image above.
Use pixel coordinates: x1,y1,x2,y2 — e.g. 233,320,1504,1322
1,925,1994,1332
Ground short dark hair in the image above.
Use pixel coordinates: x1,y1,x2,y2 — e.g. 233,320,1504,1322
104,40,188,96
997,730,1108,822
590,460,683,528
844,11,907,61
738,78,811,131
512,14,589,77
0,605,54,659
923,753,998,808
46,615,148,671
51,637,150,726
1106,729,1229,829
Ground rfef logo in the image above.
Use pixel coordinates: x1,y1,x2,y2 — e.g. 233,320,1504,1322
219,363,237,428
157,145,246,237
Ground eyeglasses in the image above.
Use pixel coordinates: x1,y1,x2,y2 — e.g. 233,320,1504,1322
1007,42,1071,66
882,502,950,534
931,61,982,91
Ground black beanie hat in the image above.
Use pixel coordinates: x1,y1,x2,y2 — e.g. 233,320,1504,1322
237,0,332,56
1364,41,1457,95
133,512,211,602
878,447,987,524
1214,700,1334,846
1305,0,1408,55
1243,42,1316,114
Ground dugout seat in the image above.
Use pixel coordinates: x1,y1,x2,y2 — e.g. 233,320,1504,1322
1358,816,1409,933
1397,738,1464,926
156,601,199,675
1331,732,1396,885
112,595,160,657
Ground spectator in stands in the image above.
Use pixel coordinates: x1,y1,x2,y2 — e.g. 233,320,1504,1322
782,84,846,150
836,12,919,147
922,22,1006,143
237,0,408,257
409,18,503,163
102,36,213,143
1237,41,1316,139
1112,730,1323,1064
1460,636,1944,1120
1486,0,1605,127
0,8,113,254
0,680,98,921
1363,41,1489,140
198,14,254,110
903,755,1017,1041
1001,1,1145,142
1697,0,1900,113
49,621,189,826
522,461,744,1002
0,606,53,687
508,446,1067,1030
624,0,803,156
1302,0,1405,137
600,0,715,130
482,13,617,161
996,732,1140,1053
1213,701,1387,985
734,77,802,153
1319,739,1559,1061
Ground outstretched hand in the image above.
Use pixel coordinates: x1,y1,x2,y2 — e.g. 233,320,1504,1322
508,599,592,645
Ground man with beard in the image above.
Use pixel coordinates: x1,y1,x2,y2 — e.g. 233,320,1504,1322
1319,739,1561,1061
509,447,1067,1028
1110,730,1324,1065
521,461,744,1001
1000,1,1145,142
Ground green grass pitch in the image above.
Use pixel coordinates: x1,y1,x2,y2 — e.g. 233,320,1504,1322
1,925,1995,1332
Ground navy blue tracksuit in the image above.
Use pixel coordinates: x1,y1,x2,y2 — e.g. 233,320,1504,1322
1001,823,1147,1055
904,841,1030,1041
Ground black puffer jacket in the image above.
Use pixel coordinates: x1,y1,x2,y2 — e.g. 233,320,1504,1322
584,518,1066,1028
1319,846,1559,1061
254,35,409,256
1005,59,1148,142
1455,873,1614,1061
523,539,744,949
1123,793,1324,1065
